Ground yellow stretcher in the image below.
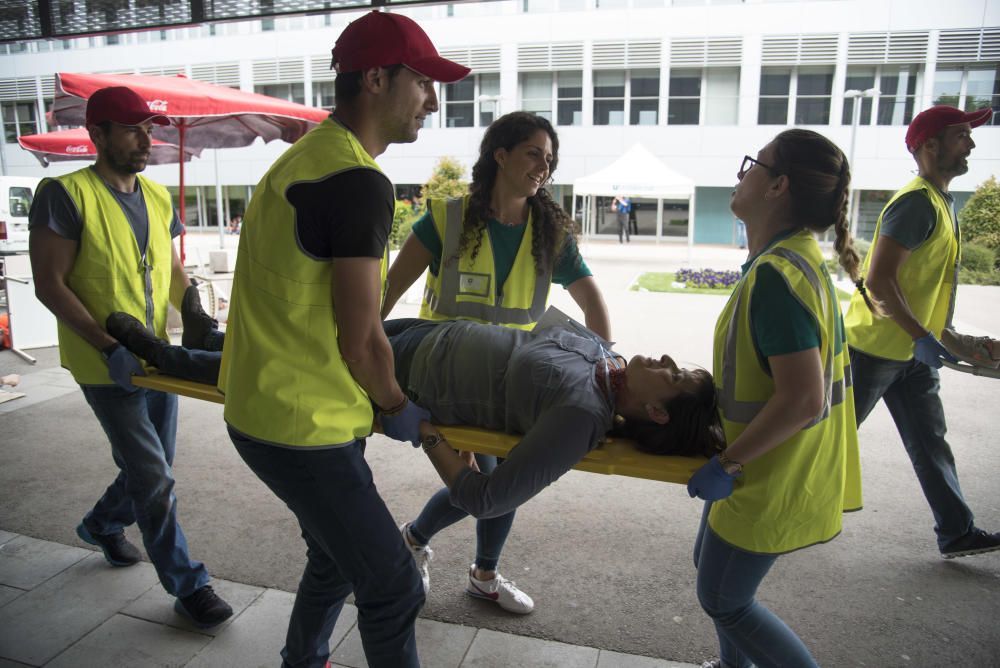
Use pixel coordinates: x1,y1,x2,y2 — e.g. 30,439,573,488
132,372,706,485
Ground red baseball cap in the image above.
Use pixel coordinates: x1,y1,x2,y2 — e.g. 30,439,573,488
331,11,470,83
85,86,169,127
905,104,993,151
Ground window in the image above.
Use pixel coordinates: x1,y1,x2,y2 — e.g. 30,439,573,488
313,81,335,111
1,101,38,143
758,67,790,125
594,69,659,126
630,69,659,125
704,68,739,125
795,67,833,125
10,187,33,218
594,71,625,125
935,64,1000,124
521,72,553,119
877,65,922,125
842,67,876,125
444,74,499,128
254,83,305,105
668,69,700,125
557,72,583,126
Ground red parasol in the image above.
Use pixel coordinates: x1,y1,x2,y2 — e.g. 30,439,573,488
51,72,331,258
18,127,202,167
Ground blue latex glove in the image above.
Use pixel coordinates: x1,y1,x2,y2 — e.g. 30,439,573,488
105,343,145,391
687,455,738,501
913,333,956,369
380,398,431,448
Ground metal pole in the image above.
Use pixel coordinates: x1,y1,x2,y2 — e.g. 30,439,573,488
846,90,862,240
215,149,225,249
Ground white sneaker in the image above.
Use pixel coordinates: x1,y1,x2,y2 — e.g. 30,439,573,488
400,523,433,594
465,565,534,614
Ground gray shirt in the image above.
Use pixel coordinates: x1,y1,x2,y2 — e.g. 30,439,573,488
406,321,615,518
881,188,956,251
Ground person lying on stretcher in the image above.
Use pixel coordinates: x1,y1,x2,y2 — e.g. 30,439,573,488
105,312,724,518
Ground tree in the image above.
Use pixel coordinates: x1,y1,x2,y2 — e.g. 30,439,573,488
959,176,1000,250
421,156,468,201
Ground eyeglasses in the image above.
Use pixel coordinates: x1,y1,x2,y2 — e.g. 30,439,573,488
737,155,779,181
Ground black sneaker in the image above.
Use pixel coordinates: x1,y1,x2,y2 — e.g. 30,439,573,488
174,585,234,629
76,522,141,567
941,528,1000,559
106,312,169,368
181,284,218,350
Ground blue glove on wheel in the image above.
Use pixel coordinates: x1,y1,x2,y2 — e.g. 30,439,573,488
380,398,431,448
687,455,738,501
913,333,956,369
105,343,145,392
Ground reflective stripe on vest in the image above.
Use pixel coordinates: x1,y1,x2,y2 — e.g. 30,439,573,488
420,198,550,328
52,169,173,385
718,246,847,427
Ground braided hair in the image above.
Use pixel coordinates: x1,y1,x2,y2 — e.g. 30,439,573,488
451,112,578,276
770,129,884,315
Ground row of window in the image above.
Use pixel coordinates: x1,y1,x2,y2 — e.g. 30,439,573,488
2,63,996,144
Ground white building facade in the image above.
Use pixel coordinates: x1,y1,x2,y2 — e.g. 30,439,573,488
1,0,997,244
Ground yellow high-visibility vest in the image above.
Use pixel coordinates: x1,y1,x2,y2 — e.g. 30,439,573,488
219,118,388,447
845,177,959,360
710,229,862,554
48,169,173,385
419,196,550,330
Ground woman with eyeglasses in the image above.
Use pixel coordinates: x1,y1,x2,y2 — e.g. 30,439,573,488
686,129,878,668
379,111,611,614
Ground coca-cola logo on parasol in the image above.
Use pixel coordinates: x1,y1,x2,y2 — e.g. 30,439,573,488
66,145,89,153
148,99,169,112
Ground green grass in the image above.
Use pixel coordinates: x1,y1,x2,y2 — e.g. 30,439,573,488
631,272,855,301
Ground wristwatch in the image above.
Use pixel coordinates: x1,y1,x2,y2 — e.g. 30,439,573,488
420,433,446,452
718,450,743,476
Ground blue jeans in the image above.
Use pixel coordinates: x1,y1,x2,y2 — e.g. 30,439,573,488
850,349,974,550
409,453,516,572
230,430,424,668
694,503,818,668
80,385,209,598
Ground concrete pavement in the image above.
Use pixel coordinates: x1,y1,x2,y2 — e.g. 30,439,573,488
1,231,998,666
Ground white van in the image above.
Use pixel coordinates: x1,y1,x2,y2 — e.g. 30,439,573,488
0,176,42,253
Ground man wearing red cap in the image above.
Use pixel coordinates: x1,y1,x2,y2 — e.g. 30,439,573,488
28,86,233,626
218,11,468,667
845,104,999,559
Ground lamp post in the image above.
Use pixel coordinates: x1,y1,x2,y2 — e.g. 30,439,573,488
844,87,880,238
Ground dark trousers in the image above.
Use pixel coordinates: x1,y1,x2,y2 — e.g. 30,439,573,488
231,431,424,668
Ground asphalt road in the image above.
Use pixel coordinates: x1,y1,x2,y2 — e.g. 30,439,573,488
2,251,998,666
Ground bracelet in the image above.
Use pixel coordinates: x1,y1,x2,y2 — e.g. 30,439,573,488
380,396,408,416
718,450,743,475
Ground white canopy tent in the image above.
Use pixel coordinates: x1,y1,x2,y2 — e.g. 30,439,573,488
572,143,697,251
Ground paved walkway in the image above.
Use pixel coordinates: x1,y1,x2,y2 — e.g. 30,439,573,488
0,529,696,668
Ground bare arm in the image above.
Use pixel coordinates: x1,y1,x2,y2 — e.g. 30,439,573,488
29,226,117,352
381,234,433,319
168,240,191,310
333,256,407,410
566,276,612,341
864,236,927,339
721,347,826,466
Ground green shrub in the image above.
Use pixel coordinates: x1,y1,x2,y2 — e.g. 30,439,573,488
389,200,421,250
958,268,1000,286
961,242,995,273
959,176,1000,250
826,237,870,276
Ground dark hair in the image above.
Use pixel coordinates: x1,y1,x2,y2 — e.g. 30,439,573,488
770,129,883,316
452,111,578,276
611,368,725,458
333,64,405,106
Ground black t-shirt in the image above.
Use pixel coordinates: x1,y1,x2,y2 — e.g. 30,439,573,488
288,167,395,260
28,168,183,250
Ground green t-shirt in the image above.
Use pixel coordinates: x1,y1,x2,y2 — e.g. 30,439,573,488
411,209,592,297
744,229,821,367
